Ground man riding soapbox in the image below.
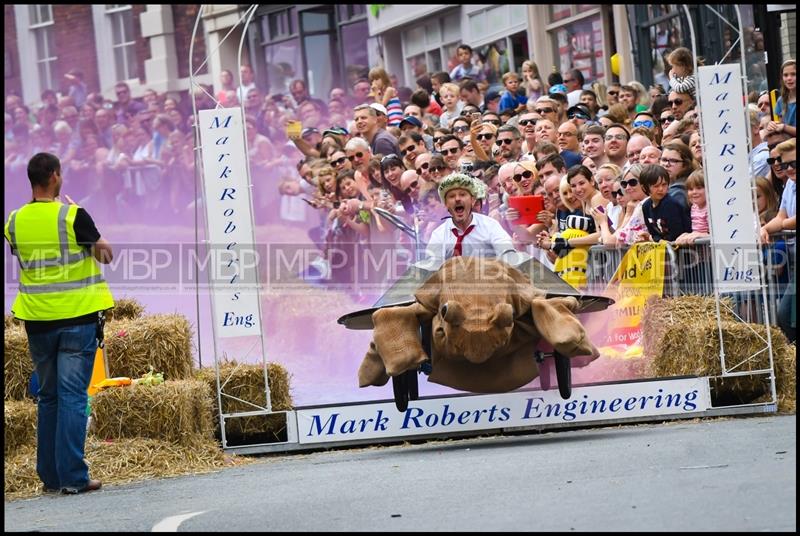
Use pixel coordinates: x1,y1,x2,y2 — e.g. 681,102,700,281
338,174,614,411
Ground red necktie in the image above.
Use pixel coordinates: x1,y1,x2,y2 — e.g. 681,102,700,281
451,225,475,257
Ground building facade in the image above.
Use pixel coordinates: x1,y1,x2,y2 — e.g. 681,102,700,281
4,4,795,107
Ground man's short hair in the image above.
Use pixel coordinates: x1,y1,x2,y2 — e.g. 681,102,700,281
398,132,423,147
497,125,521,139
27,152,60,189
569,69,585,87
776,138,796,156
583,124,606,138
431,72,451,86
457,44,473,55
353,103,377,116
536,153,567,173
439,134,463,149
459,79,479,94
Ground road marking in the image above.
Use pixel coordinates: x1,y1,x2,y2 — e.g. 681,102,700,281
152,511,206,532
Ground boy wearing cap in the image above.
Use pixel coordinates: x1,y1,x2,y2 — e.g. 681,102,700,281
420,173,524,269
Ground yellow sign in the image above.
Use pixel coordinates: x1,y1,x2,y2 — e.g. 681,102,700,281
598,242,666,357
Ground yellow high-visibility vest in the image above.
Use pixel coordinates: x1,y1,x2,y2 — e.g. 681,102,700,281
4,202,114,320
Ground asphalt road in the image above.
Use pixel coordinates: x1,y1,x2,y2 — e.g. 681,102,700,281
4,414,796,532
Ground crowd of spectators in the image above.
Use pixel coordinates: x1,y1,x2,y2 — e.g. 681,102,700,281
4,52,796,340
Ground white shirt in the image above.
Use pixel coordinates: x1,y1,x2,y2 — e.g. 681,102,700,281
418,212,527,270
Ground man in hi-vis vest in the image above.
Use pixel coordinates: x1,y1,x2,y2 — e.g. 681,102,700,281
4,152,114,494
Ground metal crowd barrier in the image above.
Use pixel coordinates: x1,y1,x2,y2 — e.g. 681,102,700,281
585,231,796,327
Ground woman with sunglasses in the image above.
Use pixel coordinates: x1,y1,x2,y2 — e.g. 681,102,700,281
431,127,451,153
659,140,697,211
592,164,649,247
427,154,449,186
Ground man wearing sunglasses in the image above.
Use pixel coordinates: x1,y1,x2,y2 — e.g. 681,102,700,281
495,125,522,164
517,111,540,157
420,173,522,269
344,137,373,177
533,96,560,127
438,135,464,171
398,132,427,171
667,90,694,120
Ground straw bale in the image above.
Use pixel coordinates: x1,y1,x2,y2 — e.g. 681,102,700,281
4,314,22,328
104,314,194,380
91,380,214,446
649,319,796,411
641,295,736,359
5,437,256,501
108,297,146,321
4,324,33,401
194,361,293,439
4,401,37,455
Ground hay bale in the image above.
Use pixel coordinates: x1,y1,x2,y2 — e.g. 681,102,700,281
641,295,736,360
91,380,214,446
4,401,37,455
649,320,796,411
4,314,22,328
5,437,253,501
104,314,194,380
4,324,33,401
194,361,293,439
108,297,145,321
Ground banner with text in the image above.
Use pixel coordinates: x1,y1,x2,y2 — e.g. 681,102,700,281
598,242,666,359
295,377,710,444
199,108,262,338
697,64,762,292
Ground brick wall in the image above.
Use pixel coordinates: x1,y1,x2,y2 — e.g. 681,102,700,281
174,5,208,79
51,5,99,95
4,5,22,97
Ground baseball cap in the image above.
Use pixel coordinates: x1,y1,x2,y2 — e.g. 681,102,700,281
369,103,388,116
301,127,320,139
485,90,501,103
322,126,349,137
399,116,423,129
549,84,568,95
567,104,592,121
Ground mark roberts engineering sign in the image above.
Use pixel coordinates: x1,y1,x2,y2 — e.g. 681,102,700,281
296,377,710,444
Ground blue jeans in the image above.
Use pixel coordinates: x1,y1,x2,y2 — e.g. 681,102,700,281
27,322,97,490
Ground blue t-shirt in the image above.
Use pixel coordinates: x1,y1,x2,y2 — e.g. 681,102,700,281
775,98,796,128
498,90,527,113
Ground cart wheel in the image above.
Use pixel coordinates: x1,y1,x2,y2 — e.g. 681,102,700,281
407,369,419,401
554,352,572,400
392,373,409,412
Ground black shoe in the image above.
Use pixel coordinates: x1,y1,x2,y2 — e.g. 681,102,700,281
42,486,60,494
62,479,102,494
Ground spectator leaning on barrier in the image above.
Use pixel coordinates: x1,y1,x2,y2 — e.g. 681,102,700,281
639,164,692,243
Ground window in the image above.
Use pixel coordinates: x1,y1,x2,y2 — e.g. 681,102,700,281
553,14,606,85
29,5,57,91
260,9,301,96
402,11,460,84
340,18,369,90
106,5,137,81
546,5,606,86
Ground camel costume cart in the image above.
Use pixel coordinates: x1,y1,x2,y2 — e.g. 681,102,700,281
339,255,614,411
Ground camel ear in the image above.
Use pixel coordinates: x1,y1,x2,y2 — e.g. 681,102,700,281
530,297,596,357
414,267,443,314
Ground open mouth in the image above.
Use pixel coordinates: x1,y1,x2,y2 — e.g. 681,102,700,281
453,205,466,217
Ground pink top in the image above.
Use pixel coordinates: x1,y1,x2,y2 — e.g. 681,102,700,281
691,204,709,233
